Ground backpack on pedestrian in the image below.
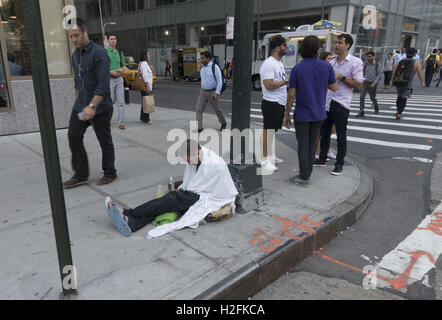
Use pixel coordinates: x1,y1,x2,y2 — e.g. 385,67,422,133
426,54,437,71
211,62,227,93
392,59,415,87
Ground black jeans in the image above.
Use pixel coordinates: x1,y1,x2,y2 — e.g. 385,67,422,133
319,100,350,167
396,97,408,114
68,107,117,180
425,69,435,87
437,69,442,87
295,121,323,180
140,91,151,123
123,190,200,232
384,71,393,86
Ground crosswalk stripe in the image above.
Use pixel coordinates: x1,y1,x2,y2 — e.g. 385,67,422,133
356,96,442,101
348,113,442,123
346,125,442,140
352,101,442,108
348,107,442,117
250,107,442,126
250,120,432,150
386,106,442,112
343,136,432,150
248,112,442,131
363,94,442,99
354,99,442,105
349,118,442,131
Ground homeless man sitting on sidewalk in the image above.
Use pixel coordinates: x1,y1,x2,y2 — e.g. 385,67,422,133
104,139,238,238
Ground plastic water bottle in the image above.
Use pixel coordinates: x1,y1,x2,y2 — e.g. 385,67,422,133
155,184,164,199
168,177,174,192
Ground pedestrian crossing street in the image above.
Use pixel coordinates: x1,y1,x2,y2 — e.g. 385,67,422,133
248,94,442,153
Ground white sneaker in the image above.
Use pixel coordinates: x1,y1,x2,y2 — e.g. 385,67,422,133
261,159,278,171
327,152,336,160
272,155,284,164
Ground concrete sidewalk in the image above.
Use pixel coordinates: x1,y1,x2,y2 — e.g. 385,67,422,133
0,103,372,300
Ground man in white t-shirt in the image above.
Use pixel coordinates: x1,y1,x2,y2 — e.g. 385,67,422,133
259,35,289,172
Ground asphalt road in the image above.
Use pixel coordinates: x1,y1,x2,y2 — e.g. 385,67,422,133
131,80,442,300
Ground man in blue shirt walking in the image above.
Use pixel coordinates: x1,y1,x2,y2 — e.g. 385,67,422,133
196,51,227,133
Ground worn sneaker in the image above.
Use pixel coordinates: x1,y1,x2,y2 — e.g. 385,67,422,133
96,176,117,186
205,205,232,222
313,159,327,167
356,112,365,118
63,176,88,189
375,109,379,115
220,123,227,131
289,175,309,188
331,165,343,176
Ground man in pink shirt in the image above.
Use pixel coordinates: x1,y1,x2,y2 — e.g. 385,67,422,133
314,34,364,176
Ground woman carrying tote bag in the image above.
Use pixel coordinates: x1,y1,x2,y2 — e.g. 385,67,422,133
139,49,154,125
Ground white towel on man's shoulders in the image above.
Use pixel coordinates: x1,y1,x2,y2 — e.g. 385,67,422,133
147,146,238,238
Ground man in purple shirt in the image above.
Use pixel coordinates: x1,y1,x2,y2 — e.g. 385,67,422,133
284,36,338,187
314,34,364,176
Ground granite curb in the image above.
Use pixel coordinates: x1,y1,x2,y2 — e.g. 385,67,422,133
194,154,373,300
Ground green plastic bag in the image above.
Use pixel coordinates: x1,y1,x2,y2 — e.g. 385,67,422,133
152,212,179,226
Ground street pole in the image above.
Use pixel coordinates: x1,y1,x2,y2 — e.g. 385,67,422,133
98,0,105,46
224,13,228,71
257,0,261,55
229,0,263,213
321,0,325,21
22,1,76,297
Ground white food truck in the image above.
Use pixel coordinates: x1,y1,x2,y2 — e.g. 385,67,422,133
251,24,356,90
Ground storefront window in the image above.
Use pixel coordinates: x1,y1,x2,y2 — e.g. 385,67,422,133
0,0,71,77
1,0,31,76
40,0,71,75
0,39,11,109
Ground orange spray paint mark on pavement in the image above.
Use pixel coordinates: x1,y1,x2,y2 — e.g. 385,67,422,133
313,249,435,291
428,139,433,143
385,251,435,290
248,228,283,253
249,215,324,251
417,212,442,236
272,215,324,240
417,171,424,176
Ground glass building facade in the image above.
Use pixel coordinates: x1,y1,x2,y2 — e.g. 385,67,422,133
0,0,75,136
76,0,442,66
350,0,442,61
